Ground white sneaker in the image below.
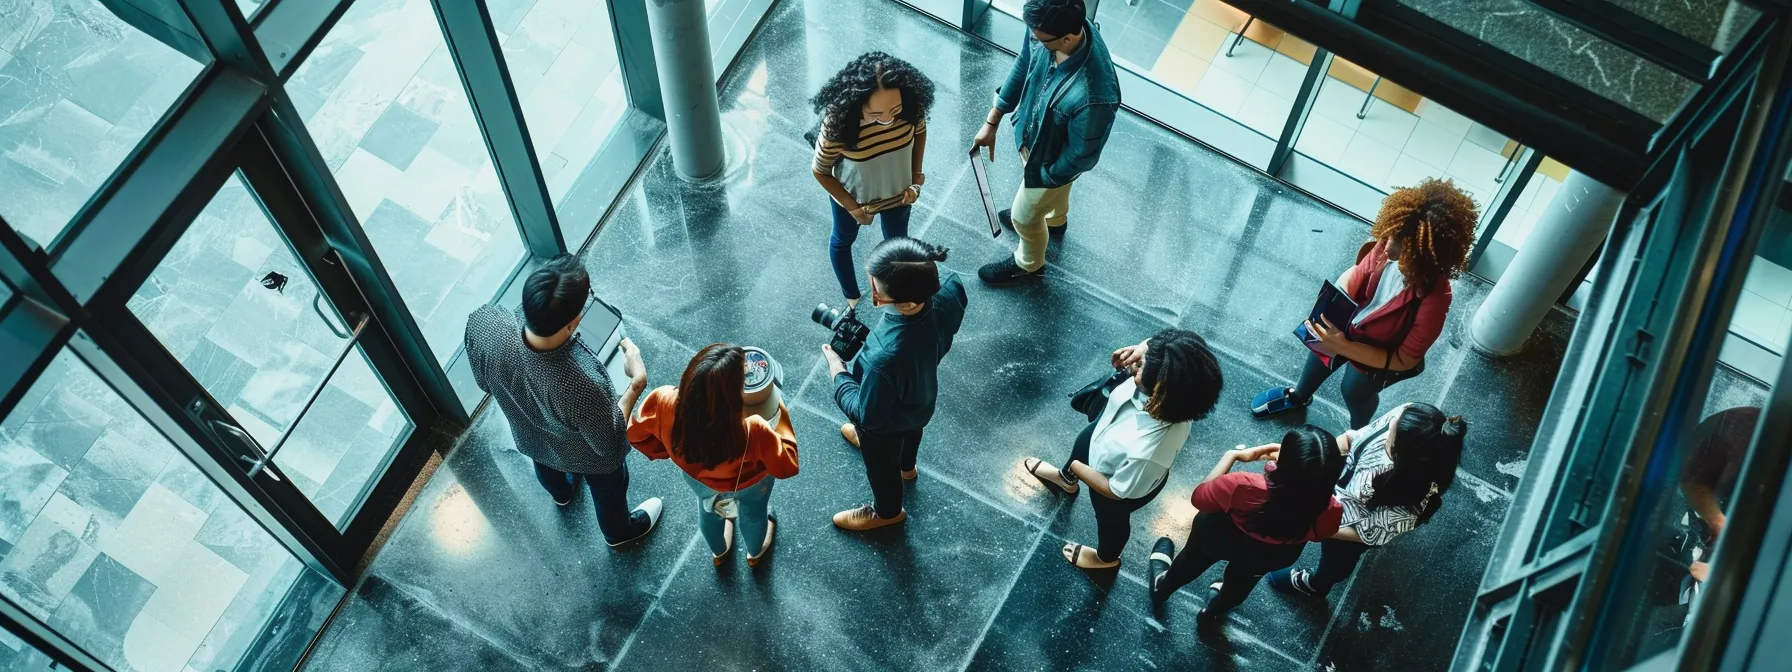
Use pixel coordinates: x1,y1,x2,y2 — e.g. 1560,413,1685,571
608,497,664,547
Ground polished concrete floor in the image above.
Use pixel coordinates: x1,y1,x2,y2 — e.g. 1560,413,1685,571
299,0,1580,669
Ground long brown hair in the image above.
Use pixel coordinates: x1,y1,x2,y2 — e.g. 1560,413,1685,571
1370,177,1478,293
671,344,748,469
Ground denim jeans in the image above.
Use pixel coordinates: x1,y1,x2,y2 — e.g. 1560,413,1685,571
1292,351,1384,429
829,201,912,300
534,459,650,545
683,472,776,556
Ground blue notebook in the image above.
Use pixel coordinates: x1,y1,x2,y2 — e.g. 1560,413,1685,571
1295,281,1358,366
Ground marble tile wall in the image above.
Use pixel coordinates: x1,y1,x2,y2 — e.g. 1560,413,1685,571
1396,0,1694,123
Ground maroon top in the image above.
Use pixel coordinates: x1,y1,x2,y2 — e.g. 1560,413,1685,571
1191,471,1343,545
1341,239,1453,373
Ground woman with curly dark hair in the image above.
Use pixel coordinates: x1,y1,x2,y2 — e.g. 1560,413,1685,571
811,52,935,307
1251,178,1478,429
1024,328,1224,570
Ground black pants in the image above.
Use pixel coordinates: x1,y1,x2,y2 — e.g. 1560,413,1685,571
860,429,923,518
1292,351,1384,429
1308,539,1371,593
1159,511,1305,613
1068,420,1166,562
534,460,650,544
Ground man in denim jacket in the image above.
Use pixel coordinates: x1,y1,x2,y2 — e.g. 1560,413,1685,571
972,0,1120,286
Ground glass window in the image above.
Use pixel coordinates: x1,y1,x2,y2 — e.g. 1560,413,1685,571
1494,156,1571,251
292,0,528,398
236,0,265,19
0,348,344,672
0,0,206,249
0,624,59,669
127,174,412,527
486,0,628,209
1294,60,1515,207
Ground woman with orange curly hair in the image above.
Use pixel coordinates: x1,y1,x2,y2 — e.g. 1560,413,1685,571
1251,178,1478,428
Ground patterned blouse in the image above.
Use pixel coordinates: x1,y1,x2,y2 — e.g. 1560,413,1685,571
1336,404,1421,546
464,305,627,474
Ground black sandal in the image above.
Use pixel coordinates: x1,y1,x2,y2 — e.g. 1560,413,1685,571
1024,457,1077,495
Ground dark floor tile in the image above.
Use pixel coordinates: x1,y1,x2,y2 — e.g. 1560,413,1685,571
302,575,531,671
46,555,155,666
613,405,1041,671
965,540,1308,671
1438,301,1574,492
358,104,440,172
322,410,698,669
1313,476,1512,671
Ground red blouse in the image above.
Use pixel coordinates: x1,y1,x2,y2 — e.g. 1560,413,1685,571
1191,471,1343,545
1340,239,1453,372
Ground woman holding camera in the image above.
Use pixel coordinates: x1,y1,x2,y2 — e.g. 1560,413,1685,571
1251,178,1477,429
1148,425,1345,631
811,51,935,307
1024,329,1224,570
628,344,800,567
1267,402,1466,599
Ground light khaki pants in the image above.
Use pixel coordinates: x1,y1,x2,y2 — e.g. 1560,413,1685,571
1009,183,1072,272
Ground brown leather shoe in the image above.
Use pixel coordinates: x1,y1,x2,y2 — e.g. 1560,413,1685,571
833,505,905,531
901,468,918,480
841,423,860,448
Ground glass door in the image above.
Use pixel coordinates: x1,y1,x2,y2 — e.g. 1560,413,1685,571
125,173,415,531
0,346,344,672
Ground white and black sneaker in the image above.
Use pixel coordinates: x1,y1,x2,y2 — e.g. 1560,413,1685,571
607,497,664,547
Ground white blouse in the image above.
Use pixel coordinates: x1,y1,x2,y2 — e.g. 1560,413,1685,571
1086,378,1191,500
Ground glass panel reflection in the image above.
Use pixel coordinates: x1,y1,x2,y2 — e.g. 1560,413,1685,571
128,174,412,528
1296,60,1516,204
0,0,206,248
292,0,528,400
0,349,344,672
486,0,628,209
1394,0,1694,123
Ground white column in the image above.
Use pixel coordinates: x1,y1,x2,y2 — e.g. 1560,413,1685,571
1470,170,1626,356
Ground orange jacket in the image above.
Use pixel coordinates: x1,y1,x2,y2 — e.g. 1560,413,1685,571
626,386,799,490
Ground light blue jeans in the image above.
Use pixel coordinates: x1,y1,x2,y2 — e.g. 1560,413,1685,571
683,472,775,557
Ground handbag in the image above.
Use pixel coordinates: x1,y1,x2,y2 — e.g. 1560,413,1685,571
1069,368,1131,422
706,433,749,519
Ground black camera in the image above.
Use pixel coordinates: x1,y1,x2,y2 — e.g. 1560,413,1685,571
812,303,870,360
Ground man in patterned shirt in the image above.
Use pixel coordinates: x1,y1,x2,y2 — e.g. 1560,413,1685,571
464,254,663,547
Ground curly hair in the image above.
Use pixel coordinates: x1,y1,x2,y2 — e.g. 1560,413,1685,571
1139,328,1223,423
1370,177,1479,293
811,52,935,151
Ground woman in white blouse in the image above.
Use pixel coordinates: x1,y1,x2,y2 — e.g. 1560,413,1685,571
1025,329,1224,570
1267,402,1467,597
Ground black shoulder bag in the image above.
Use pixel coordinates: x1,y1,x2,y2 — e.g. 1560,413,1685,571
1069,369,1131,422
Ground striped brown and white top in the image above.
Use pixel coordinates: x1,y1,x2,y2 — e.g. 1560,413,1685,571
813,118,925,213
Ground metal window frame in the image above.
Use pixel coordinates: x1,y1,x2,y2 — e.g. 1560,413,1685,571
1454,18,1792,671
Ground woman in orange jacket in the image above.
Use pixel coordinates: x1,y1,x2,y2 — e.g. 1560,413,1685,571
628,344,800,566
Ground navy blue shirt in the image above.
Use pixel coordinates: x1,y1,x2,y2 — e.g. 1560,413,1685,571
833,274,968,436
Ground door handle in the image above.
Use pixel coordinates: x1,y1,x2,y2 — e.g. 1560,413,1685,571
209,419,284,483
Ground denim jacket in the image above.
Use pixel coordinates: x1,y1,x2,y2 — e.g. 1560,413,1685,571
992,18,1121,189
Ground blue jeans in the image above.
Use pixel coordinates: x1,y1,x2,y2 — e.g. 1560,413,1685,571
683,472,776,556
829,201,912,300
534,460,650,545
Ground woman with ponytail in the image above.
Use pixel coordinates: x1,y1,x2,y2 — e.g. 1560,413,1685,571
1147,425,1346,632
629,344,801,567
1268,402,1467,599
1252,178,1477,429
824,237,966,532
1024,328,1224,570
